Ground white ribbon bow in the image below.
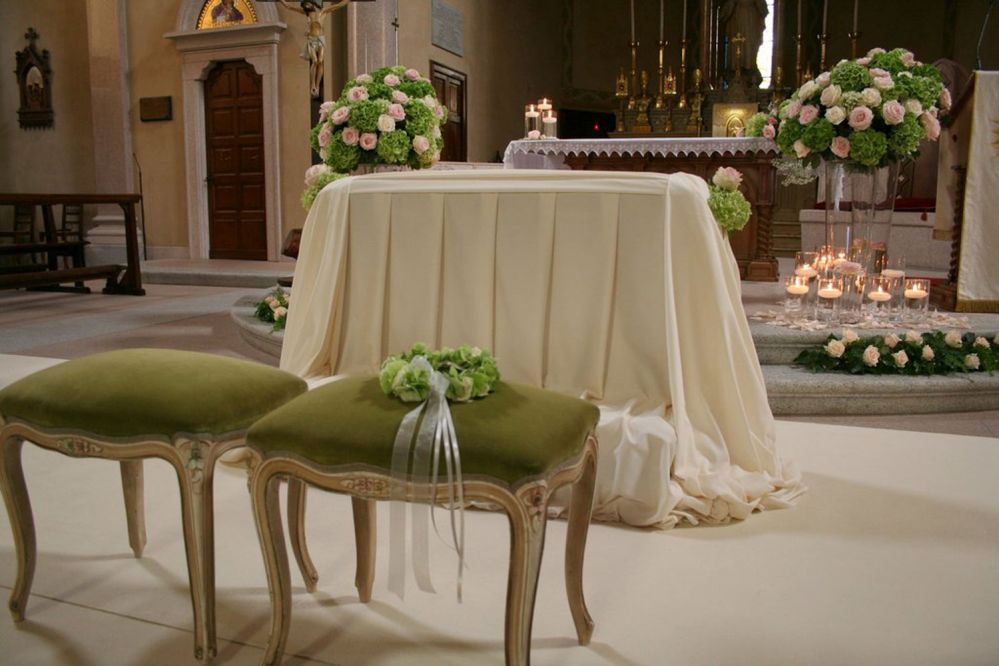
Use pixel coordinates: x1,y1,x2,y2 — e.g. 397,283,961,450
388,358,466,602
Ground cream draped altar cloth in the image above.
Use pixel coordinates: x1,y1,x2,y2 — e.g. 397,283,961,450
281,169,803,527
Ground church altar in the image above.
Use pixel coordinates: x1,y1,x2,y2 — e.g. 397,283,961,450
281,169,802,527
504,137,780,281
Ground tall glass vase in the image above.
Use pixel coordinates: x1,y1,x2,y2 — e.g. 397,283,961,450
822,159,900,274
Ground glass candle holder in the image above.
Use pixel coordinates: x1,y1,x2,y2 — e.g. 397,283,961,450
880,255,906,321
836,265,865,324
815,276,843,323
542,109,558,138
794,251,820,280
866,275,893,324
784,275,810,315
903,278,931,321
524,104,540,138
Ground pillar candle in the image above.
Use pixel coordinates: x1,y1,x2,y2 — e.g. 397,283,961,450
682,0,688,42
631,0,636,42
822,0,828,34
797,0,802,35
853,0,859,33
660,0,664,42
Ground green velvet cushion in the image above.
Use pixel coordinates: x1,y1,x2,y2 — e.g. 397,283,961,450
246,376,599,486
0,349,307,439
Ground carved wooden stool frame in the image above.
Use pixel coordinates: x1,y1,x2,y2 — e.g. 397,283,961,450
0,416,246,664
248,433,598,666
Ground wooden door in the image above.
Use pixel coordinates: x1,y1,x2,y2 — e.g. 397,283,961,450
430,61,466,162
205,60,266,260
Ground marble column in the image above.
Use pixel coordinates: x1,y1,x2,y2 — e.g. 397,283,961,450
85,0,138,264
347,0,398,77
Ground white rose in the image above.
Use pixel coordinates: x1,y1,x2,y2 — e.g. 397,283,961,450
273,306,288,319
377,114,396,132
861,87,882,107
797,80,819,100
873,75,894,91
905,330,922,344
921,345,935,361
892,350,909,368
944,330,963,347
974,336,990,349
965,354,980,370
825,106,847,125
820,84,842,107
841,329,859,343
863,345,880,367
816,72,831,87
905,99,923,116
825,339,846,358
884,334,900,349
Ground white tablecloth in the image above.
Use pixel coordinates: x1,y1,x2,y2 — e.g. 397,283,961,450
503,137,779,170
282,169,803,527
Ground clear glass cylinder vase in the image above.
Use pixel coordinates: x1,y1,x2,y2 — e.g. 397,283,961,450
822,159,900,275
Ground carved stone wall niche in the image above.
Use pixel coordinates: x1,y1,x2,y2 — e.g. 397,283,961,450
15,27,54,130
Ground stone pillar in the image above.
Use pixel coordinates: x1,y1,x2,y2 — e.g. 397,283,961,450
347,0,398,77
85,0,138,264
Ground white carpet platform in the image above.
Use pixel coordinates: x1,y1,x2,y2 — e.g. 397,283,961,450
1,357,997,665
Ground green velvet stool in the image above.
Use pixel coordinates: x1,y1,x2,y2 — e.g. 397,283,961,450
0,349,307,663
245,376,600,666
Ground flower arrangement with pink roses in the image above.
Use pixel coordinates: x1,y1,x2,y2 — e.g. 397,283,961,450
309,65,447,175
748,48,949,171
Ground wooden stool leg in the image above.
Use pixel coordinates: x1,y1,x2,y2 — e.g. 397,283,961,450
119,460,147,558
172,448,214,663
0,435,35,622
505,492,549,666
565,446,596,645
351,497,376,602
252,467,292,666
286,478,318,592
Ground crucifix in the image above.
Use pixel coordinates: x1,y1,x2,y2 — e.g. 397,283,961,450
278,0,350,98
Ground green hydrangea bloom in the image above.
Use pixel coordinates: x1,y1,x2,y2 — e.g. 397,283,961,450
849,130,888,167
403,101,436,137
326,133,361,172
309,124,323,155
868,49,909,75
349,100,383,133
907,76,943,109
830,61,872,91
838,91,864,111
745,112,770,137
776,119,805,154
887,114,926,158
375,130,411,164
300,170,348,211
399,79,436,99
910,63,942,82
802,118,836,152
708,185,752,234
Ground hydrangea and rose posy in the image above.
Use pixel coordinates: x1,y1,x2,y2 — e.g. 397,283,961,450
380,343,500,403
254,288,290,331
707,166,753,235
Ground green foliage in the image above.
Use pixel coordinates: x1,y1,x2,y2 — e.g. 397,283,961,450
848,130,888,167
707,185,752,234
379,343,501,403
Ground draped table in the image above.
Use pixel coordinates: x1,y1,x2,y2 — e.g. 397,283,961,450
504,137,780,282
282,169,802,527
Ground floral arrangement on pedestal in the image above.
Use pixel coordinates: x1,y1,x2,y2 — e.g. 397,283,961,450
795,329,998,375
707,167,752,235
254,288,290,331
300,66,448,210
380,343,500,403
747,47,950,170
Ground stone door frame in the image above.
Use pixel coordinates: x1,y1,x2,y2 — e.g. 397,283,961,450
166,2,285,261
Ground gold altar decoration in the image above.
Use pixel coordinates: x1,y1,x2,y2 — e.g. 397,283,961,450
196,0,258,30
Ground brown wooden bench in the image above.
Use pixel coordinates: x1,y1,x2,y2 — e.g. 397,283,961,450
0,264,125,292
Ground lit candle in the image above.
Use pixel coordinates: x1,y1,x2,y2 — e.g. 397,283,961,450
818,280,843,299
660,0,664,43
537,98,552,112
786,283,810,296
853,0,859,33
542,109,558,138
630,0,636,42
525,104,539,118
795,265,818,279
881,268,905,279
542,110,557,124
682,0,687,42
904,287,929,299
822,0,828,33
867,289,891,302
797,0,802,35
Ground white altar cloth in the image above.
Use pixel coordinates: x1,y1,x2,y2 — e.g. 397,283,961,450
503,137,778,170
281,169,803,527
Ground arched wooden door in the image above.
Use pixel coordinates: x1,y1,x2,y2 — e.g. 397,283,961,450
204,60,266,260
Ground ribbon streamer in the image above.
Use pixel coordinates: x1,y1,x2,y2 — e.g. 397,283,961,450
388,359,466,602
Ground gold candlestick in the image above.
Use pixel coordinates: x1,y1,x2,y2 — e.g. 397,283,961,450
848,30,861,59
819,33,828,72
656,40,666,109
615,67,628,133
678,38,689,109
773,65,785,102
628,41,639,111
794,33,804,86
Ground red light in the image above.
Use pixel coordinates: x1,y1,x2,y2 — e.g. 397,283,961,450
593,123,600,131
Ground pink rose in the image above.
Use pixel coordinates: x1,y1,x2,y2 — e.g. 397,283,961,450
384,74,400,86
356,74,373,84
798,104,819,124
881,100,905,125
820,84,842,107
341,127,359,146
392,90,409,103
318,101,335,122
856,57,871,65
848,106,874,130
412,135,431,154
921,112,941,140
347,86,369,102
901,51,916,67
762,124,776,139
377,114,396,132
359,132,378,151
404,68,420,80
712,166,743,191
928,106,939,118
388,103,406,121
304,164,329,187
767,116,777,125
867,47,885,57
786,100,802,118
873,75,894,91
331,106,350,125
816,72,831,87
869,68,889,78
793,139,810,158
830,136,850,158
940,87,952,111
318,126,332,148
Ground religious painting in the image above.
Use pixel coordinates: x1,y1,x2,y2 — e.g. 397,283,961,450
15,28,53,130
196,0,258,30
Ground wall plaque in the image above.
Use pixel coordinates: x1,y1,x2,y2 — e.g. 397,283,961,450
139,96,173,122
15,28,53,130
431,0,464,57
